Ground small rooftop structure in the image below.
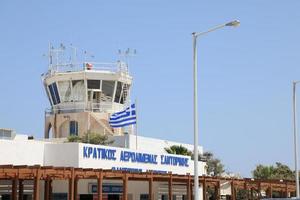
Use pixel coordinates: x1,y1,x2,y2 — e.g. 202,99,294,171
0,128,15,140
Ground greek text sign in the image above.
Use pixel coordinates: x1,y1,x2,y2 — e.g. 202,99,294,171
83,146,189,167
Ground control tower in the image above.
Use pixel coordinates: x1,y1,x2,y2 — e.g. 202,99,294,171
42,45,132,138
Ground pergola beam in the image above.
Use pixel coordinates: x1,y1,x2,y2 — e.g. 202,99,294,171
0,165,296,200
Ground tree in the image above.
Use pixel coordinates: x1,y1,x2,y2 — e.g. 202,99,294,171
252,162,294,180
202,151,225,177
164,145,192,156
81,132,114,145
67,132,114,145
67,135,82,142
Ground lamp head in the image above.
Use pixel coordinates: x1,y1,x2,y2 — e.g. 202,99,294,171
225,20,240,27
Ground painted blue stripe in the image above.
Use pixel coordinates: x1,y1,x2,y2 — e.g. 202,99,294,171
109,103,136,128
111,108,129,116
110,111,131,120
110,121,136,128
110,109,136,120
109,112,136,121
110,118,136,126
111,104,135,116
109,116,136,124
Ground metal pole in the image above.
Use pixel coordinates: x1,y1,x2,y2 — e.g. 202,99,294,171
193,33,199,200
293,81,300,197
135,99,138,150
191,20,239,200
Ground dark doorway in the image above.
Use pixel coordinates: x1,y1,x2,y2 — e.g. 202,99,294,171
80,194,93,200
23,194,33,200
108,194,120,200
1,194,11,200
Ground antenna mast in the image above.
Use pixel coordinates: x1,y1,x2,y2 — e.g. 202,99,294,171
118,48,137,72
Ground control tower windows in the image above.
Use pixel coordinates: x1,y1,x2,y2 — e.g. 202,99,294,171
114,82,129,104
72,80,85,102
48,83,60,105
120,84,129,104
102,81,115,102
58,81,72,102
69,120,78,136
114,82,122,103
87,80,100,89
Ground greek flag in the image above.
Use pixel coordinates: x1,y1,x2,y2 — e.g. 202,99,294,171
109,104,136,128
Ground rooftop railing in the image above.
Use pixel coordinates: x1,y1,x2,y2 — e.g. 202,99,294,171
45,102,113,116
43,61,128,78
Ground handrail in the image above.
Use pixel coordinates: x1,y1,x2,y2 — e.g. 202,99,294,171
43,61,128,78
45,102,113,115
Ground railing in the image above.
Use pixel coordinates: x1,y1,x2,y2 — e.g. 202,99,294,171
45,102,113,116
43,61,128,78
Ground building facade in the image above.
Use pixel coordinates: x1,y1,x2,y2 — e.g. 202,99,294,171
0,46,207,200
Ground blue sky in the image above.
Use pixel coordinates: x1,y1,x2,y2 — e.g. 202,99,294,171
1,0,300,177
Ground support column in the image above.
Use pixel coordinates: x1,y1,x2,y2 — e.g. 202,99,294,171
74,178,78,200
231,181,235,200
68,168,75,200
97,171,103,200
279,190,284,198
19,179,24,200
203,179,207,200
215,181,221,200
49,180,53,200
258,182,261,199
267,186,272,198
44,178,51,200
123,174,128,200
11,178,17,200
285,183,289,198
168,174,172,200
34,168,41,200
149,175,153,200
244,182,248,200
250,188,254,200
187,175,191,200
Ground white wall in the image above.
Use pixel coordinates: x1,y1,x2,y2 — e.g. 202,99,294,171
44,143,79,167
78,143,205,175
0,140,44,165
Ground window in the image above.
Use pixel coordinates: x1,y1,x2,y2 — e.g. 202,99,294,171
102,81,115,102
140,194,149,200
162,195,168,200
69,121,78,136
114,81,122,103
120,84,129,104
72,80,85,102
58,81,71,102
52,193,67,200
48,82,61,105
88,80,100,89
44,83,53,105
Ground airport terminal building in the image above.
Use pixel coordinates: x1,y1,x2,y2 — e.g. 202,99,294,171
0,132,205,200
1,47,295,200
0,46,206,200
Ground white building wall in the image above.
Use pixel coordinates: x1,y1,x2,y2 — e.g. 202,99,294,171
0,136,206,200
44,143,79,167
0,140,44,165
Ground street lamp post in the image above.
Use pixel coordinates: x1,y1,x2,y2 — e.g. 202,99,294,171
192,20,240,200
293,81,300,198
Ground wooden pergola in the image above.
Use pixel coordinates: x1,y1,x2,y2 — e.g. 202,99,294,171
0,165,296,200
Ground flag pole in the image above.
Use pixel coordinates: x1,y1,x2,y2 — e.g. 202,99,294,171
135,98,138,150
